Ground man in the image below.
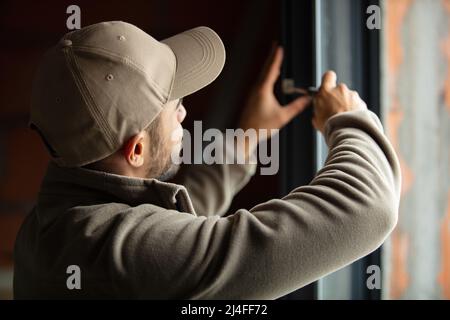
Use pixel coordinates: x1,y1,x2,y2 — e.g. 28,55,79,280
14,21,401,299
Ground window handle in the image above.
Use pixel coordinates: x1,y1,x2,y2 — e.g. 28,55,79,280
282,78,318,96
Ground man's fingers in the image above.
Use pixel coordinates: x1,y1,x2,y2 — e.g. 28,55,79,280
257,43,277,85
281,96,311,124
337,83,348,92
261,46,284,90
320,70,337,91
264,42,278,67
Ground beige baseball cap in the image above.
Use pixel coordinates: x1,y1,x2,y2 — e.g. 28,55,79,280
30,21,225,167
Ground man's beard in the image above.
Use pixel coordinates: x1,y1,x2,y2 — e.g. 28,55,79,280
145,120,181,181
156,141,183,181
145,147,181,181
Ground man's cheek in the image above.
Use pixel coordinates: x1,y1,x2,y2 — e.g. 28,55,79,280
170,126,184,143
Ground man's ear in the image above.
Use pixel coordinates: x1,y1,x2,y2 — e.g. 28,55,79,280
122,131,147,168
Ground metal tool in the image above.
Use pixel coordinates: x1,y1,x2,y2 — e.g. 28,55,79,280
282,79,318,97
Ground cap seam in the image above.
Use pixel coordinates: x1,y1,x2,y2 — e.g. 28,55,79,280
72,46,166,144
171,30,216,92
181,30,215,80
162,43,177,102
65,48,117,148
63,47,118,149
74,45,168,101
173,30,210,80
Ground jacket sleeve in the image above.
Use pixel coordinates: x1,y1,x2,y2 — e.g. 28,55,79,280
114,109,401,299
173,161,257,217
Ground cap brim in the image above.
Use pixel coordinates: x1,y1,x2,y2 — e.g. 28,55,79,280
161,26,225,101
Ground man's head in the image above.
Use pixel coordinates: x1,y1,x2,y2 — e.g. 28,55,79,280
84,98,186,180
29,21,224,178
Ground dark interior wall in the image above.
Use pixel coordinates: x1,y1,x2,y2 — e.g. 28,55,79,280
0,0,281,278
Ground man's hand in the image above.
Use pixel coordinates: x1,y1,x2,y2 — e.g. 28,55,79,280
239,46,311,139
313,71,367,134
238,46,311,159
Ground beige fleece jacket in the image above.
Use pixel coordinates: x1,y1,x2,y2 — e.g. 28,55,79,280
13,109,401,299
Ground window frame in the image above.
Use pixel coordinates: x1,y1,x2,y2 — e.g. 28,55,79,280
279,0,382,300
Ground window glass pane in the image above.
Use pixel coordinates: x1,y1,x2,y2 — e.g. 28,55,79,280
316,0,378,300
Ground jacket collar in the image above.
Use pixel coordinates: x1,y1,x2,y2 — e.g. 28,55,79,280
38,161,196,214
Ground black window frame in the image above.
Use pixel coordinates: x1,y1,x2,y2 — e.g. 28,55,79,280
278,0,381,300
